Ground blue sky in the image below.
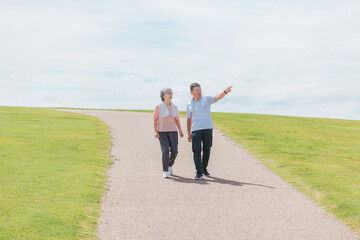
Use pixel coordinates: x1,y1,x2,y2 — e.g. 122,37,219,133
1,0,360,120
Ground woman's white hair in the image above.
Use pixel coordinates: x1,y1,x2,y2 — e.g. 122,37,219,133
160,88,172,101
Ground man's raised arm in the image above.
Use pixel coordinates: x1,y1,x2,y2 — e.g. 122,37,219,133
215,86,233,102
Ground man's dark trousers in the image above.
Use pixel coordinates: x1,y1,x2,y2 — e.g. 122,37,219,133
191,129,213,173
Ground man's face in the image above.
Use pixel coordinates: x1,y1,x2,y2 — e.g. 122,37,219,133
191,86,202,99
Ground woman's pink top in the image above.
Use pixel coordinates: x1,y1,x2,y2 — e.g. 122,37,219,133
153,104,179,132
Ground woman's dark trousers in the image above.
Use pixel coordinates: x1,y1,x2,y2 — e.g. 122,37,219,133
158,131,178,171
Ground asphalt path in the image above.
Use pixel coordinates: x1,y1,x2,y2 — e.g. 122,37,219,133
59,110,358,240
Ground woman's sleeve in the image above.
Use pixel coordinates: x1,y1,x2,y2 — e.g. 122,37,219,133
153,105,159,120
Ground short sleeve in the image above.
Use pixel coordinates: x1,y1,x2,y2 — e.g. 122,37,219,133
153,105,159,119
186,105,192,119
206,96,216,105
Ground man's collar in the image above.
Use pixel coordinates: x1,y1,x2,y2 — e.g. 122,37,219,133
192,95,202,102
190,95,206,107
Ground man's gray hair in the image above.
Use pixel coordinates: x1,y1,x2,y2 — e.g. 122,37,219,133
160,88,172,101
190,83,201,91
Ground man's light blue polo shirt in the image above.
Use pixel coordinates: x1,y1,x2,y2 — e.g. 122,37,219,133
186,96,216,132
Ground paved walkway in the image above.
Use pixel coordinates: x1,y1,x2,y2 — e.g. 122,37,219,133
60,110,358,240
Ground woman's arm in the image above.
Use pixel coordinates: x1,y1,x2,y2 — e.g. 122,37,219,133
154,119,159,138
175,118,184,138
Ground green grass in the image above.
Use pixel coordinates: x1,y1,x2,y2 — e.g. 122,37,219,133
210,112,360,234
2,106,359,237
0,106,111,240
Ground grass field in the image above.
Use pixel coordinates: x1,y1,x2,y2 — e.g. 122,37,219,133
1,106,359,237
210,112,360,234
0,107,111,239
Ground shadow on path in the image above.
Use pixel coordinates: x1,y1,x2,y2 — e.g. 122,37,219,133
169,174,275,189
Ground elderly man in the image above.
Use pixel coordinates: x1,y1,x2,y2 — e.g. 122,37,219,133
186,83,233,180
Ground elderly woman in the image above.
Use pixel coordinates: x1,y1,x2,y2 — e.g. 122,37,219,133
153,88,184,178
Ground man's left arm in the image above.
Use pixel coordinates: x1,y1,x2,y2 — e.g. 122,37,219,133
215,86,233,102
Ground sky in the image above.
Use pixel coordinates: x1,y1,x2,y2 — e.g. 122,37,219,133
1,0,360,120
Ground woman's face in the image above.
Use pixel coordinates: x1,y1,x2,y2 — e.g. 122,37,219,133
164,90,173,101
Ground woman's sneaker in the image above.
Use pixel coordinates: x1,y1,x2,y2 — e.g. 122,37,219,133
168,166,173,175
163,171,169,178
194,172,203,180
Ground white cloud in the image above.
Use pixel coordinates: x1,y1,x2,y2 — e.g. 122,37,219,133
0,0,360,120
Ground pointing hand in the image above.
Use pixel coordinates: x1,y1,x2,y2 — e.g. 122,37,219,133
225,86,233,94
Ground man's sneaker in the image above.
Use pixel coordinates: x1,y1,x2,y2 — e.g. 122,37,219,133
163,171,169,178
194,172,203,180
203,169,210,177
168,166,173,175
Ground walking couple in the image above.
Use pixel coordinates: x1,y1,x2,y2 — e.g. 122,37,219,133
153,83,232,180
